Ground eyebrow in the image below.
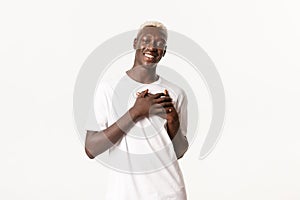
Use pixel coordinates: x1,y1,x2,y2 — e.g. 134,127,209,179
142,35,166,42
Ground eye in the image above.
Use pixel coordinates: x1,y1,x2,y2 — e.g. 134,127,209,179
142,37,151,44
156,41,166,48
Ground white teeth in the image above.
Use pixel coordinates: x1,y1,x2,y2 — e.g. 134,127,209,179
144,53,154,58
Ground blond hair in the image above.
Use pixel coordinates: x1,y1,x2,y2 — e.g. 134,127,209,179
138,21,168,40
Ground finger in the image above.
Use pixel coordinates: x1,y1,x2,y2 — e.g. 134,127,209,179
136,89,147,98
144,92,154,97
149,107,168,117
152,92,166,99
151,106,174,114
161,106,174,113
164,102,174,108
153,102,174,108
139,89,148,98
164,89,170,96
153,96,172,103
156,113,168,119
146,92,155,96
149,111,167,119
142,89,149,97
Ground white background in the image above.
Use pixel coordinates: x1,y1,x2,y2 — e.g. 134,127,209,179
1,0,300,199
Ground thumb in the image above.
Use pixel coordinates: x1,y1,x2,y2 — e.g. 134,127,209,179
141,89,148,97
164,89,169,96
136,89,148,98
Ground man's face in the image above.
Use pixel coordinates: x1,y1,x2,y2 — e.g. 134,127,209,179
134,26,167,67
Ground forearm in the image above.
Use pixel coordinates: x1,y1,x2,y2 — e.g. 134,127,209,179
166,119,189,159
85,108,139,159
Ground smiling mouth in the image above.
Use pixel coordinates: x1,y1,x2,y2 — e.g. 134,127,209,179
143,52,157,59
144,53,154,58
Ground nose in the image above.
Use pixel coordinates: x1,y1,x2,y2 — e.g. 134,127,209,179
145,42,159,51
146,44,155,51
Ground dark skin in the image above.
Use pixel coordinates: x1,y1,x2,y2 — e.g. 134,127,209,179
85,26,188,159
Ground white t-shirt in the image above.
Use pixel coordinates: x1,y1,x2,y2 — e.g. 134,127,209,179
85,72,188,200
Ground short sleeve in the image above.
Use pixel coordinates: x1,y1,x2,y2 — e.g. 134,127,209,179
177,90,188,137
84,82,110,132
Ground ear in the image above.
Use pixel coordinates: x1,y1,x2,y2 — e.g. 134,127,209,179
162,45,167,57
133,38,137,50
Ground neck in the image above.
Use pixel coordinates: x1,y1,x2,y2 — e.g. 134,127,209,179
127,59,159,84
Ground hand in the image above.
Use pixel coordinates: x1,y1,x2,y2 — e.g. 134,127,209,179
138,89,179,122
131,89,166,120
154,89,179,122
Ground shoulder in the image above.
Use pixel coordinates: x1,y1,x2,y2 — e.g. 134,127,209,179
159,76,187,100
94,76,122,94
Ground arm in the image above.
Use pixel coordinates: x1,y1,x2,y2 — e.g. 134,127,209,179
145,89,189,159
85,108,139,159
165,118,189,159
85,89,166,159
162,89,189,159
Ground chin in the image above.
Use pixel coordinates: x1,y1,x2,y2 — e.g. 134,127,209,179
141,62,157,69
143,57,162,65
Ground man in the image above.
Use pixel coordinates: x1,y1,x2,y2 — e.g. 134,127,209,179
84,21,189,200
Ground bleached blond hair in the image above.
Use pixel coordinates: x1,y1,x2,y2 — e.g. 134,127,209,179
138,21,168,40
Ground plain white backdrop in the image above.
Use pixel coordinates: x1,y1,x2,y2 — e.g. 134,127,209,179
1,0,300,199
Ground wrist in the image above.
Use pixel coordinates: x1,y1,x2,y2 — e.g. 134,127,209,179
167,116,179,124
129,107,141,122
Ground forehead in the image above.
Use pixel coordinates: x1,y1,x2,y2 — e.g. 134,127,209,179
137,26,167,41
